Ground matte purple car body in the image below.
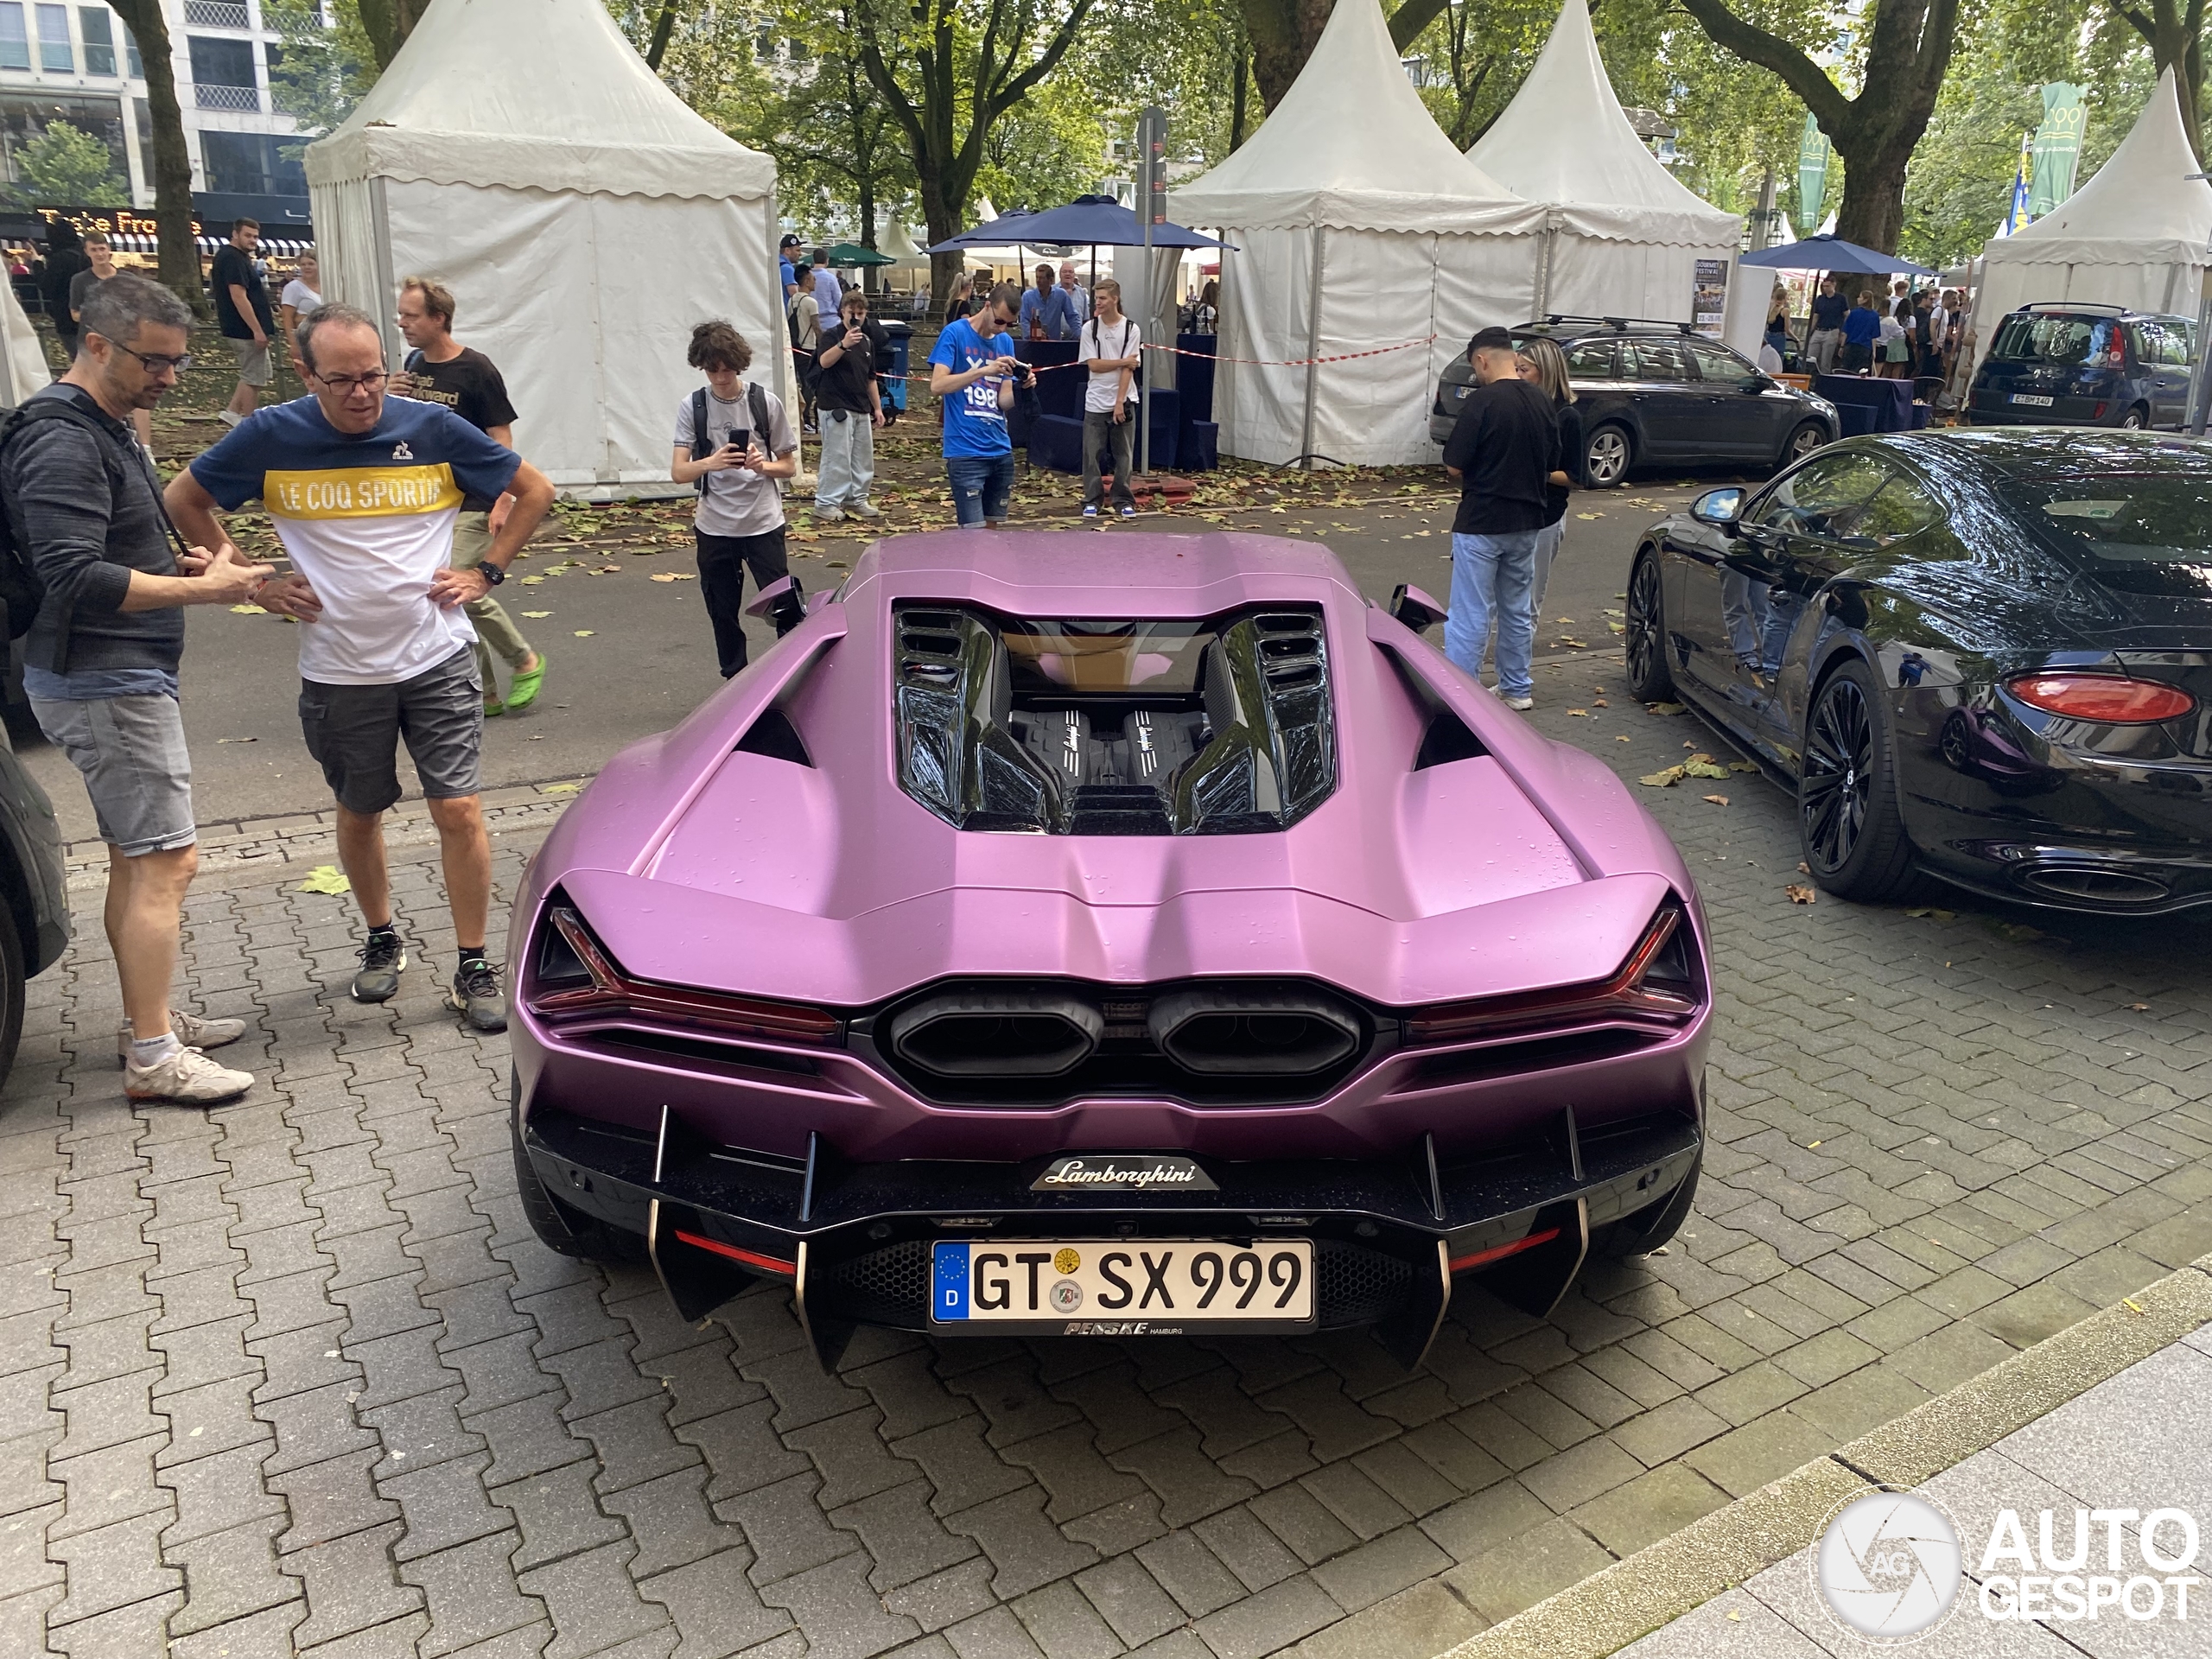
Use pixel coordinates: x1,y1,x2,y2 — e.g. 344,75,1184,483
508,531,1711,1365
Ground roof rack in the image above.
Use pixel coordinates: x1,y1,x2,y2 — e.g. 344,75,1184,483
1534,315,1700,336
2024,301,2126,316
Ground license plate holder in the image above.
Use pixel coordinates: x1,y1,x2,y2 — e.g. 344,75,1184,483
928,1238,1317,1335
2010,393,2056,407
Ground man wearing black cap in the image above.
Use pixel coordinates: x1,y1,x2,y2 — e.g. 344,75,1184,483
779,234,802,302
1441,326,1560,711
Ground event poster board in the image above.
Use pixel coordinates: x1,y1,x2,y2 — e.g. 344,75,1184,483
1693,258,1730,336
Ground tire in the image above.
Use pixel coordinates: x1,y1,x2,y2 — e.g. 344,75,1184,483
1583,423,1632,488
2120,404,2148,429
0,904,23,1090
511,1074,648,1263
1623,550,1674,702
1797,658,1919,903
1777,419,1825,472
1593,1150,1700,1258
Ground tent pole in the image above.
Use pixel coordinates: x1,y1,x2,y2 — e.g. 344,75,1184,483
369,176,401,366
1532,213,1558,321
762,195,802,486
1300,225,1325,469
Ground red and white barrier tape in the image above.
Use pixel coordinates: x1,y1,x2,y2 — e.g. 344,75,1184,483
788,331,1438,386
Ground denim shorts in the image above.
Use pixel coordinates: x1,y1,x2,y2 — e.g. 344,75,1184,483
31,693,195,856
299,646,482,816
947,452,1015,526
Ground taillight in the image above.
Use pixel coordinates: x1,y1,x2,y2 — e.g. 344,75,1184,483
529,905,841,1045
1403,907,1700,1045
2005,673,2196,725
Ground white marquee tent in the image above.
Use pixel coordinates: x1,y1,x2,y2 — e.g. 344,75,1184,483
0,281,49,409
1967,68,2212,379
304,0,785,498
1468,0,1742,326
1169,0,1543,466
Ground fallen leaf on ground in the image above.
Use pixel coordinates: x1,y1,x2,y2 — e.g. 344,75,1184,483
1639,766,1685,787
2129,1002,2151,1011
1785,883,1818,904
1647,701,1686,715
1993,921,2044,942
229,603,266,614
1554,637,1588,648
573,630,595,637
1616,735,1632,742
1702,793,1729,805
521,610,552,618
1592,698,1608,708
539,782,584,796
1727,760,1758,772
215,735,257,744
1567,708,1590,717
1904,907,1955,921
298,865,351,895
1796,861,1811,874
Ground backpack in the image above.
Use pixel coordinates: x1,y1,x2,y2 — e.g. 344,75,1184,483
0,394,161,640
690,384,776,499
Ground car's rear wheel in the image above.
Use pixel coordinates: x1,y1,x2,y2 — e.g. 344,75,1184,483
0,909,22,1090
1583,423,1631,488
2120,404,2148,429
511,1074,648,1263
1778,419,1825,471
1623,551,1674,702
1798,658,1918,903
1592,1150,1700,1258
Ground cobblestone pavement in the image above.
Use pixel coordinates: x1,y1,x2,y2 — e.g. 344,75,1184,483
8,661,2211,1659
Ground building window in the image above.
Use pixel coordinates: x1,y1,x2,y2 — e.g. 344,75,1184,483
0,4,29,71
35,3,69,72
121,17,136,74
79,6,111,74
188,33,257,110
0,92,130,194
200,129,306,198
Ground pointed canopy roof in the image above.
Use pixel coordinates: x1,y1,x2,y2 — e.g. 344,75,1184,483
1170,0,1538,234
1986,69,2212,265
304,0,773,200
1468,0,1737,245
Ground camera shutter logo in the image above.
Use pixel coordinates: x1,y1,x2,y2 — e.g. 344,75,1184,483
1815,1489,1962,1640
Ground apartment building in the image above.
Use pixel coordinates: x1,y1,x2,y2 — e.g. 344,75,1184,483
0,0,312,230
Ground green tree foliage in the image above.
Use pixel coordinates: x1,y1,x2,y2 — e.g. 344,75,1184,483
13,122,128,205
265,0,379,137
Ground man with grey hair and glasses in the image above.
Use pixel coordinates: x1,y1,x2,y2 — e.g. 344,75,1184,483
0,274,268,1102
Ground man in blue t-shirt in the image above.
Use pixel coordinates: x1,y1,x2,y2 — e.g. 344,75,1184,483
928,281,1033,528
1841,290,1882,374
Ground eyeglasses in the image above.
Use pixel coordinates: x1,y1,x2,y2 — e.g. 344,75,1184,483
315,369,388,394
93,335,191,375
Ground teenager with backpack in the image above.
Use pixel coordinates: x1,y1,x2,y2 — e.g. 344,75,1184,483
0,274,265,1103
1077,277,1141,519
671,321,799,678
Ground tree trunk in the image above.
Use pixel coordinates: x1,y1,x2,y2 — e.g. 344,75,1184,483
645,0,681,70
107,0,205,312
356,0,431,71
1243,0,1452,111
1230,42,1250,149
2108,0,2207,166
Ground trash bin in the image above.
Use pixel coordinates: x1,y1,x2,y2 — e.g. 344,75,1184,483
880,320,912,416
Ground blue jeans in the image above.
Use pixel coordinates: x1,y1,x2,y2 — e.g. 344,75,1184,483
1445,530,1541,698
947,452,1015,526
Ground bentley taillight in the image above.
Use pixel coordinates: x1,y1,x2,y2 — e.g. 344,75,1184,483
2005,673,2196,725
529,904,841,1045
1403,907,1700,1045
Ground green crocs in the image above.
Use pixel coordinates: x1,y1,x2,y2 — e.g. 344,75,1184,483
507,653,546,712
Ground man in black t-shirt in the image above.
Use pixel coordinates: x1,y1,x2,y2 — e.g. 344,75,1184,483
1440,327,1560,712
211,219,275,427
395,276,543,715
811,289,887,521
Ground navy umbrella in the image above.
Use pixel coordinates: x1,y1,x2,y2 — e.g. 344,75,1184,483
1737,233,1936,276
925,194,1232,253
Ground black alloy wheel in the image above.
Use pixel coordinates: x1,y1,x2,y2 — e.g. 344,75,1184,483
0,908,21,1089
1584,423,1631,488
1780,420,1825,470
1797,658,1917,902
510,1071,647,1263
1623,552,1674,702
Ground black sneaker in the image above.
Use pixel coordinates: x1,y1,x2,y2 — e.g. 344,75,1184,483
351,930,407,1002
448,957,507,1033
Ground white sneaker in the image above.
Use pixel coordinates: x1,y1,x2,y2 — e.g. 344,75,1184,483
124,1046,254,1104
116,1008,249,1066
216,410,243,428
846,501,882,519
1503,694,1535,711
814,505,846,523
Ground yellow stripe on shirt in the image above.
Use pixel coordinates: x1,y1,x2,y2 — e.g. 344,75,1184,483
263,465,462,519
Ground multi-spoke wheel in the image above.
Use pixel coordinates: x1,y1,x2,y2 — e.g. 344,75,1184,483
1778,420,1826,470
1797,658,1918,902
1583,423,1631,488
1623,551,1673,702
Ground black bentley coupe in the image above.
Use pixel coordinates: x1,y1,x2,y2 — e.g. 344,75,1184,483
1624,429,2212,913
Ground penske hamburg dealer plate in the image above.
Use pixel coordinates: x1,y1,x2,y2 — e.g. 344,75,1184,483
930,1240,1316,1334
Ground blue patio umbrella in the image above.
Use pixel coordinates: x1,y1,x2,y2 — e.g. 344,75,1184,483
1737,234,1936,276
925,195,1232,253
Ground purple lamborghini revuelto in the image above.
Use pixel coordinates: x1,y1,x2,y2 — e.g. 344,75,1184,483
507,531,1711,1369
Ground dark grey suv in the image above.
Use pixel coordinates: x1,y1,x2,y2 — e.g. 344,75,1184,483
1430,319,1840,487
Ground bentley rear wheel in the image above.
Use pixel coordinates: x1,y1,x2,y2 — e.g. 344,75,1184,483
1623,552,1673,702
1798,659,1918,903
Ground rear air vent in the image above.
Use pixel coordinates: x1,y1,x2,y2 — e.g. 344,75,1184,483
1147,988,1363,1076
1414,709,1485,769
735,706,812,766
1254,613,1325,690
887,993,1104,1078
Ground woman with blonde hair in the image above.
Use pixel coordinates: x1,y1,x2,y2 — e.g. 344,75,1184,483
1516,336,1580,614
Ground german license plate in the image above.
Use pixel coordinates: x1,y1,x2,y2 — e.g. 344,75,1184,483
929,1239,1315,1333
2010,393,2056,407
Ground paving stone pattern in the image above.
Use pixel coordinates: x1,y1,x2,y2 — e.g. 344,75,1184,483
7,666,2211,1659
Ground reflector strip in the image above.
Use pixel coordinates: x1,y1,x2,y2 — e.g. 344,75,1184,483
673,1230,796,1275
1449,1227,1560,1274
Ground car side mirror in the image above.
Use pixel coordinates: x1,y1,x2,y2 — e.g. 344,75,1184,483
1690,488,1745,530
1389,584,1447,632
1740,376,1774,393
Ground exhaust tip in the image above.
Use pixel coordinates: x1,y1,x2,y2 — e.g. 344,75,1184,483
1149,988,1363,1076
2014,864,2171,906
887,993,1103,1077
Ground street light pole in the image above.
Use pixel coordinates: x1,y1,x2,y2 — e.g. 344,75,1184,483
1136,105,1166,479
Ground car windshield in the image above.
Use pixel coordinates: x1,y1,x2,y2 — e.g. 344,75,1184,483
1990,315,2125,366
2000,471,2212,596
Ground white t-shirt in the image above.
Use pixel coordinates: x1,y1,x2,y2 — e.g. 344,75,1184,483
674,383,796,539
1080,315,1141,414
279,278,321,315
1757,341,1783,374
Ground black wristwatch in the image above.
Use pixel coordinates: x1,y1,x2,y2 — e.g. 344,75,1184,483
480,562,506,587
